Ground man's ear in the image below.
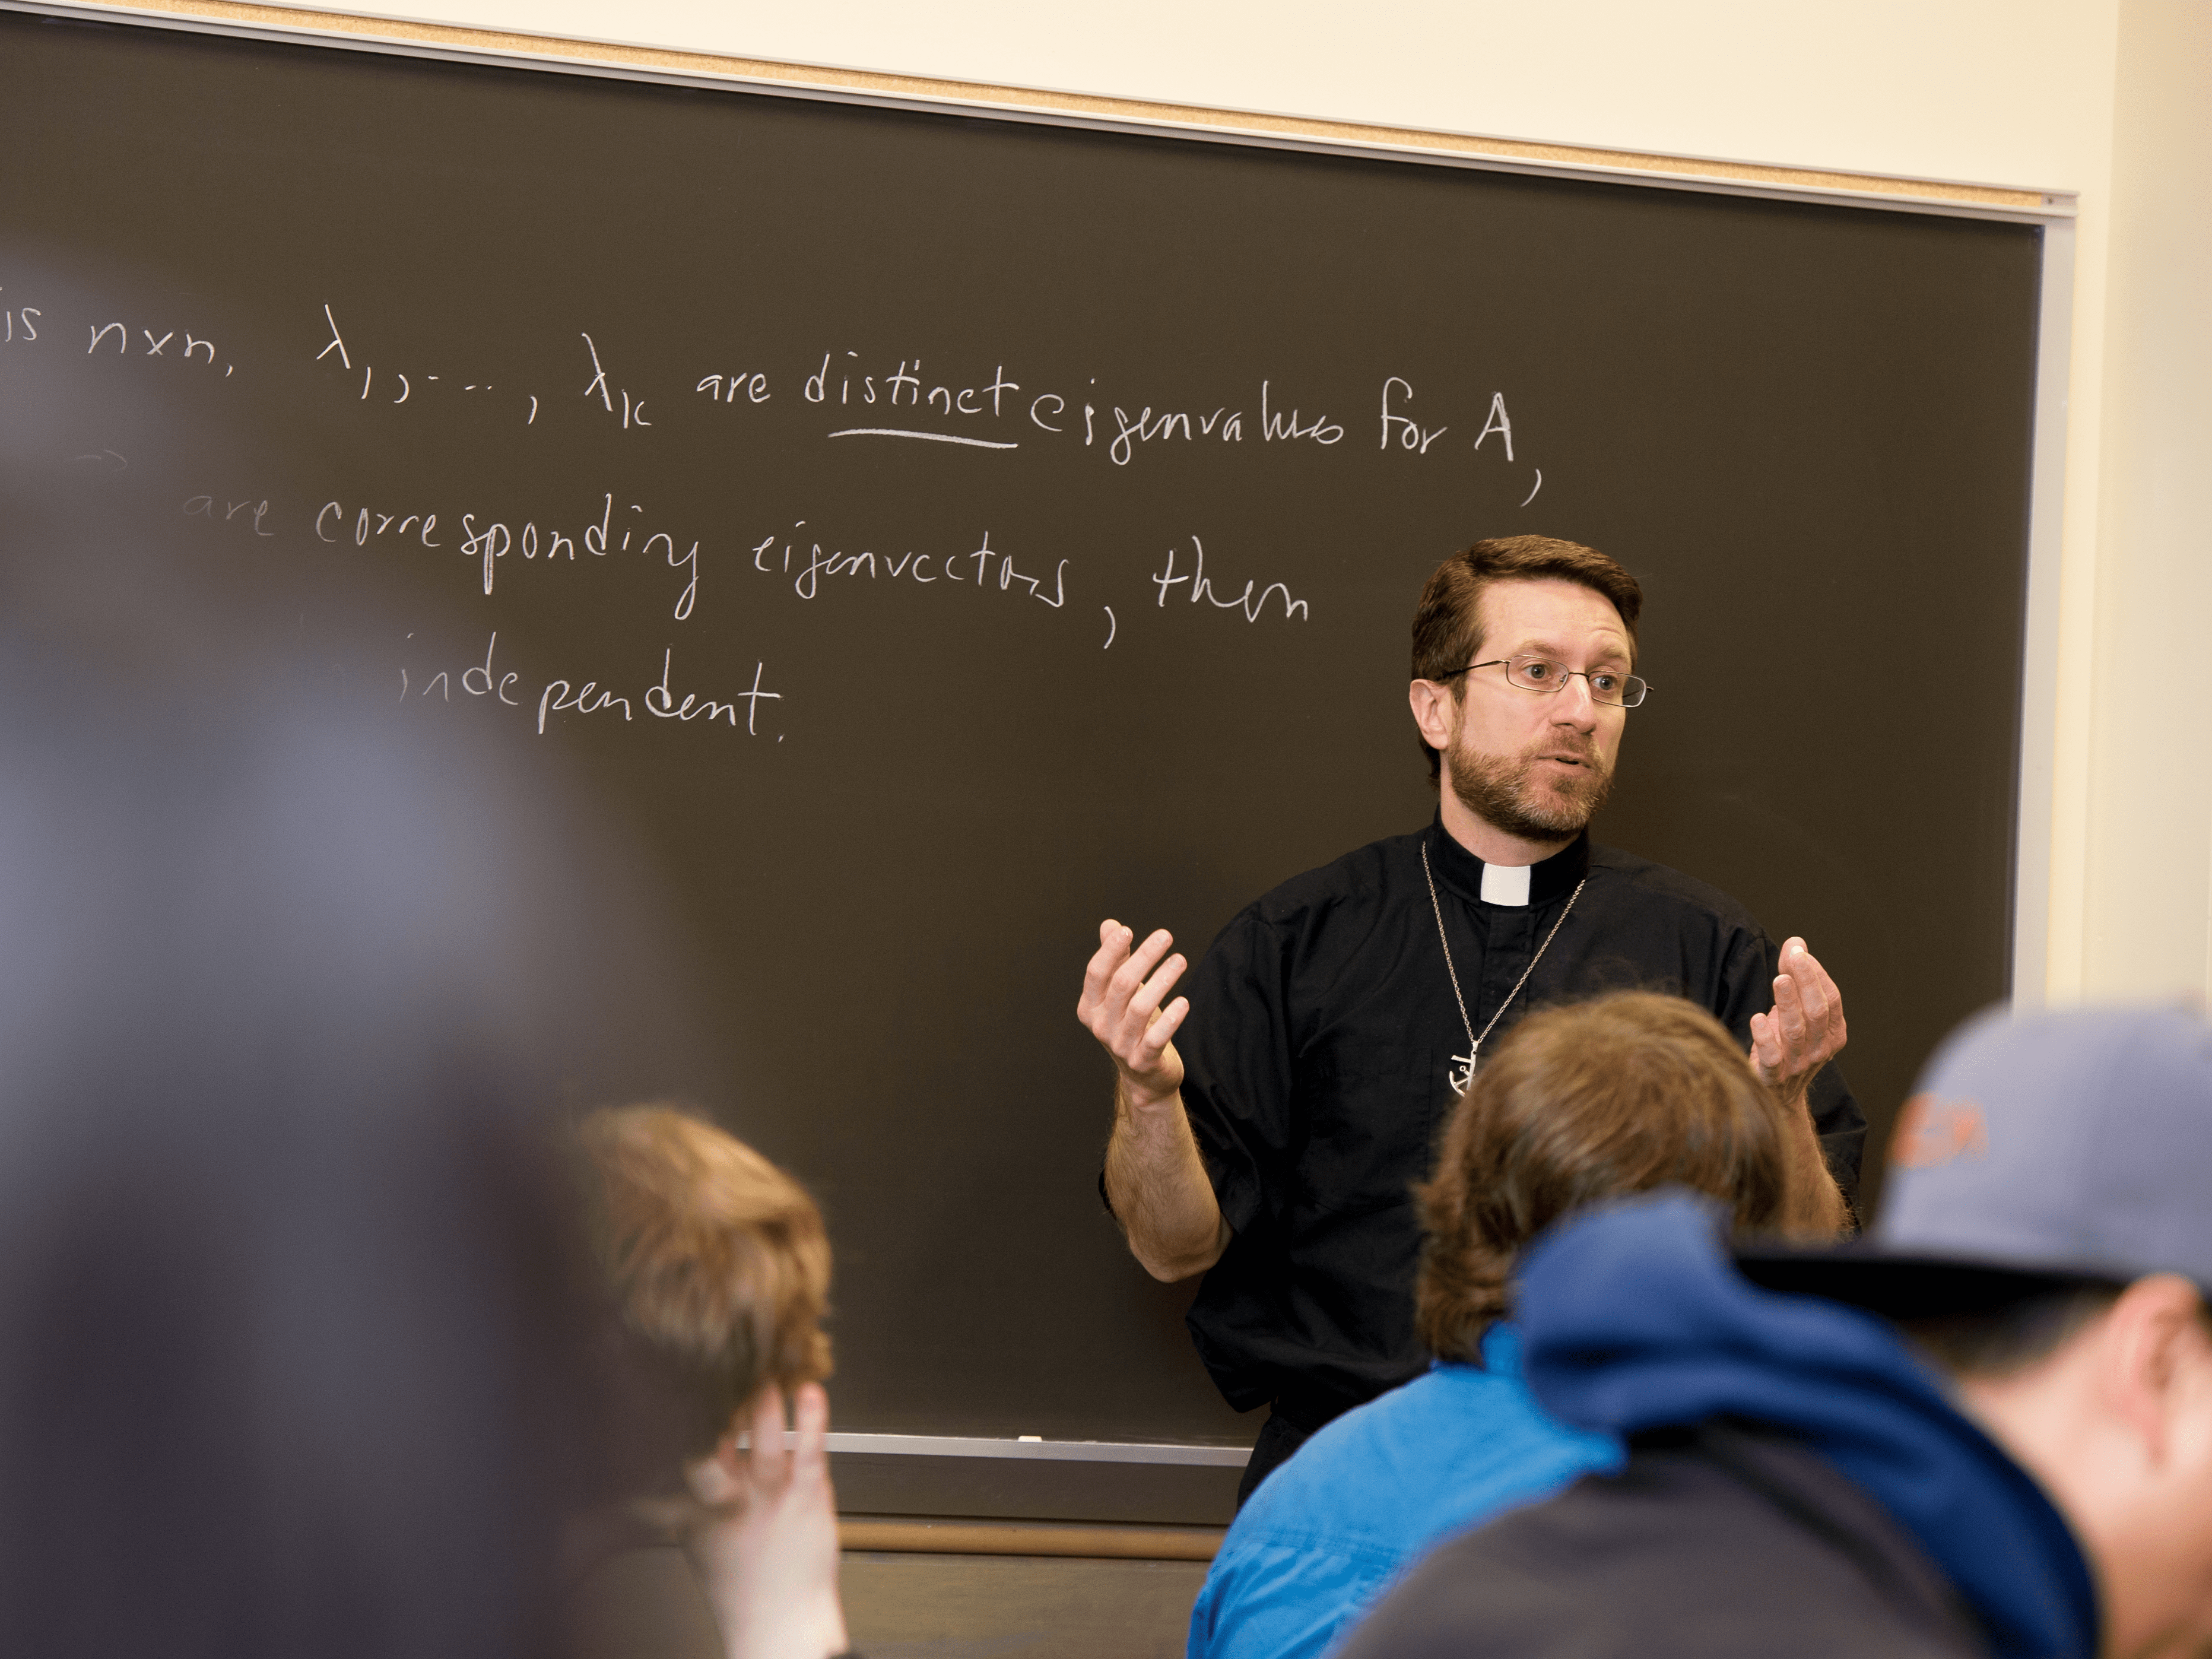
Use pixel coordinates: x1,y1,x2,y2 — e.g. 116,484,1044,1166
1409,679,1459,752
2095,1274,2211,1467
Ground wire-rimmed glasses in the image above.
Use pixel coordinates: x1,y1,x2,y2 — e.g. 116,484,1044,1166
1439,655,1652,709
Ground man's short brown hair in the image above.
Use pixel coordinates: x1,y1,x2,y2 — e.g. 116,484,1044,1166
1409,536,1644,784
1414,992,1791,1361
580,1105,832,1474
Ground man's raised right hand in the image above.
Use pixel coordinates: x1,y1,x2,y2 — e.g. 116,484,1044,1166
1078,919,1190,1109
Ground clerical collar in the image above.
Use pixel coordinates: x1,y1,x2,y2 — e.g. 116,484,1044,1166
1424,817,1591,909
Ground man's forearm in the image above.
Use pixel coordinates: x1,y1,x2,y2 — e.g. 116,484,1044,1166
1781,1090,1851,1238
1103,1086,1229,1281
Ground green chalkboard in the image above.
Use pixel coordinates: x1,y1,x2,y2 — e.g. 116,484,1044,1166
0,9,2041,1451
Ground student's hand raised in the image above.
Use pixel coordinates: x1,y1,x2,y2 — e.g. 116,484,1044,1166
1078,919,1189,1111
687,1382,848,1659
1750,937,1849,1105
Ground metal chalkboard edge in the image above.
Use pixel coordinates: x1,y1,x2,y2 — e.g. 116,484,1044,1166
816,1433,1251,1465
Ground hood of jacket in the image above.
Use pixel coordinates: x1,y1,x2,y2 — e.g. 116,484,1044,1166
1513,1193,2097,1659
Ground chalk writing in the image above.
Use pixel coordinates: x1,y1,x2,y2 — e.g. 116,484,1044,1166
1474,392,1515,459
1150,536,1309,623
24,273,1574,765
185,493,275,535
314,302,541,423
536,675,632,733
1258,380,1343,446
284,301,1547,484
71,311,229,377
1380,377,1448,453
319,500,440,547
751,524,1067,611
397,633,783,743
582,332,648,429
646,648,782,735
1107,404,1241,467
1,286,42,344
464,632,521,705
828,427,1018,450
316,487,703,618
697,371,771,404
805,351,1019,416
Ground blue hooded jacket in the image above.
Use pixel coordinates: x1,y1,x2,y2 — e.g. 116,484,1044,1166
1513,1194,2098,1659
1186,1324,1619,1659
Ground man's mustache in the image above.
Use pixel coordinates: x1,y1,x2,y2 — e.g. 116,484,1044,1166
1526,738,1603,768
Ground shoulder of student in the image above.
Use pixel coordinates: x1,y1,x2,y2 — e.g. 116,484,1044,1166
1334,1425,1985,1659
1197,1366,1575,1659
1242,1361,1618,1563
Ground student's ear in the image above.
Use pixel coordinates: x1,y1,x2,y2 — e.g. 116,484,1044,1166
2096,1275,2212,1467
684,1417,747,1506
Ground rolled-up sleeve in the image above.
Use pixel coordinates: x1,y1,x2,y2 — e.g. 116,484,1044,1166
1178,908,1297,1239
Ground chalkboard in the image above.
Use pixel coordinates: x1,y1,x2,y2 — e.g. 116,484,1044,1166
0,9,2043,1452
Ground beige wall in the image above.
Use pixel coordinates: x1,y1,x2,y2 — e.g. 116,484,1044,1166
2080,0,2212,1004
243,0,2212,1006
258,0,2118,185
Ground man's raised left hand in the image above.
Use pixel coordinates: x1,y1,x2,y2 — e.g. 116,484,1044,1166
1750,937,1848,1103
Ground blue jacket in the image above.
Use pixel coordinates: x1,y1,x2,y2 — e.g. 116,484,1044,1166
1186,1324,1619,1659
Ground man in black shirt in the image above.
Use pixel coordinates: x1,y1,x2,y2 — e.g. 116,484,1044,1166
1078,535,1860,1498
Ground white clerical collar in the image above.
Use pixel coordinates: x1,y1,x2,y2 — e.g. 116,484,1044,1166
1480,862,1532,907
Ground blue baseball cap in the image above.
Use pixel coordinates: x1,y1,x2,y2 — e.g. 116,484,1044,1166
1739,1004,2212,1314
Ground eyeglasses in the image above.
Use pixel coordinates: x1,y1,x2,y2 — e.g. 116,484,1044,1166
1439,656,1652,709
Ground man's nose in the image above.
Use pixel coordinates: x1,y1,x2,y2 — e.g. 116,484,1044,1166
1553,674,1600,730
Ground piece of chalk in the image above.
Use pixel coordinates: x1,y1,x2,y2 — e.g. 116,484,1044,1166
1017,1435,1043,1442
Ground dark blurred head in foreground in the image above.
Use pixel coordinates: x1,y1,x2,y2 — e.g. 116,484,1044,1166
0,530,694,1658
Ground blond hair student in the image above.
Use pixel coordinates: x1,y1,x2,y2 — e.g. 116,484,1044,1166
572,1105,854,1659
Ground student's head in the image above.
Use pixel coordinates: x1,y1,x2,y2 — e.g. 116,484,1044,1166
1750,1007,2212,1659
1414,991,1824,1360
579,1104,832,1492
0,539,692,1659
1408,537,1644,838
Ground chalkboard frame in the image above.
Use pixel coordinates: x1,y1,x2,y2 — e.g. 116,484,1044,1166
6,0,2081,1478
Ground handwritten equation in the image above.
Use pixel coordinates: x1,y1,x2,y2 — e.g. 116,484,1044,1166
182,488,1311,727
290,302,1544,499
7,266,1522,757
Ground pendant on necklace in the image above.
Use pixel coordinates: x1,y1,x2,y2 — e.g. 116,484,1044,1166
1449,1051,1477,1096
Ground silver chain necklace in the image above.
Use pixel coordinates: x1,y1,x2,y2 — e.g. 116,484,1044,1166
1421,840,1586,1096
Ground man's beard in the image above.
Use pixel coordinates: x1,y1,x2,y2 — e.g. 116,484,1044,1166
1448,731,1614,843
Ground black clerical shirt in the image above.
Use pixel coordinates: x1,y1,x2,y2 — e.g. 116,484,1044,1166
1174,819,1864,1427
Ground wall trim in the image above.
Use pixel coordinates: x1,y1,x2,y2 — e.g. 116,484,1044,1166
29,0,2075,223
